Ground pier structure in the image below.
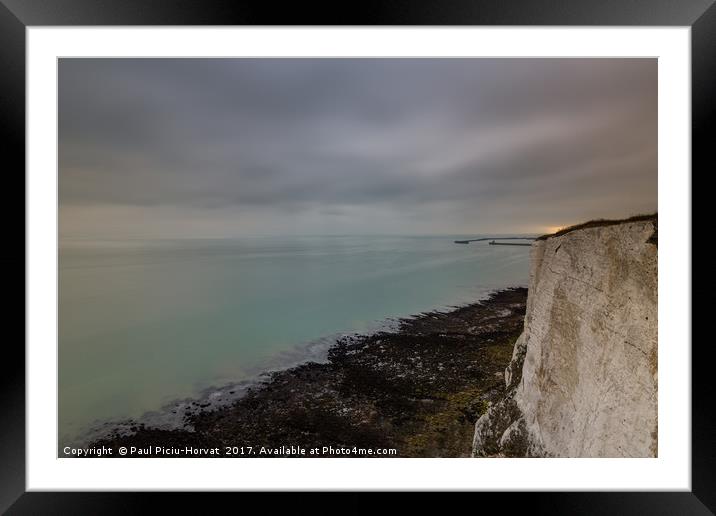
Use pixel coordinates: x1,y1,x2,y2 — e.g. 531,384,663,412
454,237,535,246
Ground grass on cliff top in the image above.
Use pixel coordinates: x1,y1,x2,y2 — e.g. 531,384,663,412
536,213,657,241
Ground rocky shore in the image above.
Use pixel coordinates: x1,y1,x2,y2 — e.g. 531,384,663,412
85,287,527,458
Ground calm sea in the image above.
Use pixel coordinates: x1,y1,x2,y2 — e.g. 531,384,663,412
59,235,531,444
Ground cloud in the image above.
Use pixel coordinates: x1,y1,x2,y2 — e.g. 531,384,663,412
59,58,657,237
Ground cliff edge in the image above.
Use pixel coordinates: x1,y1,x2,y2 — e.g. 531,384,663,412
472,216,658,457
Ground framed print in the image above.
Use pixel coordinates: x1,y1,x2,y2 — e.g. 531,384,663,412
2,0,711,512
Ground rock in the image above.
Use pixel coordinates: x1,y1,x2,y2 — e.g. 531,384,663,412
473,217,658,458
498,417,529,456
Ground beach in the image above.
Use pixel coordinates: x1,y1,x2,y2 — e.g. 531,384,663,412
59,235,530,445
83,287,527,458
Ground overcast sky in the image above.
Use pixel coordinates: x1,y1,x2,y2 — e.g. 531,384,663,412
59,58,657,238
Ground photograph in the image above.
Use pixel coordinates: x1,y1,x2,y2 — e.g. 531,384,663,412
1,0,707,508
57,57,658,459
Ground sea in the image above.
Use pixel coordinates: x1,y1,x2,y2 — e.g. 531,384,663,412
59,235,531,445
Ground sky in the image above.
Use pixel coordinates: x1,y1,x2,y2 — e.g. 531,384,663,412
59,58,657,238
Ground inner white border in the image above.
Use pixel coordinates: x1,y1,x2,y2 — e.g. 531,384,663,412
27,27,691,491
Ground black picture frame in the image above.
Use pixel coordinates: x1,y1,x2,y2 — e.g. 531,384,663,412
2,0,709,513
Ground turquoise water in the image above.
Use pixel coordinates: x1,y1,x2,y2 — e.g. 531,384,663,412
59,235,531,443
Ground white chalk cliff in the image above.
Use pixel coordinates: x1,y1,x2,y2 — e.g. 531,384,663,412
472,217,658,457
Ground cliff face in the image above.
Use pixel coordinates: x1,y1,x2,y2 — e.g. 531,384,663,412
473,218,658,457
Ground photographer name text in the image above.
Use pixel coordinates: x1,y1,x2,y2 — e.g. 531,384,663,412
62,445,397,457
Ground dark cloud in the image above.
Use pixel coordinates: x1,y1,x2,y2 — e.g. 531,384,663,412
59,58,657,236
